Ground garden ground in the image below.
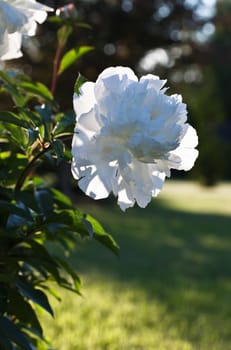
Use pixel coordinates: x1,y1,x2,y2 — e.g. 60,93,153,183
41,181,231,350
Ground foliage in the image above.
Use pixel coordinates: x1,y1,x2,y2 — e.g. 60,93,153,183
0,29,118,350
182,67,226,186
209,0,231,178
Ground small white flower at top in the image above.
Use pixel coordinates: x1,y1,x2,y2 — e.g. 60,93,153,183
0,0,53,60
71,66,199,211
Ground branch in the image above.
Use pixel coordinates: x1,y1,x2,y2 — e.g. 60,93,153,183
15,144,51,192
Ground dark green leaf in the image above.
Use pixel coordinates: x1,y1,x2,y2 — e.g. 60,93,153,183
53,112,75,137
35,189,54,217
0,200,33,220
0,283,8,314
28,128,39,146
6,200,34,230
0,315,33,350
11,240,62,286
53,139,65,160
8,288,43,337
45,209,89,237
15,190,39,213
35,104,52,141
58,46,94,75
17,279,54,317
0,333,13,350
0,154,28,186
55,257,81,295
0,111,30,129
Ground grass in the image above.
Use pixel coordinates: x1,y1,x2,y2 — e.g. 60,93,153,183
41,181,231,350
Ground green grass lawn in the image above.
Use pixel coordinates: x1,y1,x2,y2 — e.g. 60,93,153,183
41,181,231,350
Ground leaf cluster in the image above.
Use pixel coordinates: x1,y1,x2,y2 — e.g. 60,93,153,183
0,70,118,350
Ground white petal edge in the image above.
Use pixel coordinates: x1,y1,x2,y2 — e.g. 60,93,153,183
73,82,96,120
170,124,199,171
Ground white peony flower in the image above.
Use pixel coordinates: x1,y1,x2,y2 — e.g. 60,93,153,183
72,66,198,211
0,0,53,60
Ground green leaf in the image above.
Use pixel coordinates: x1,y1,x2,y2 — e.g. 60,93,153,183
8,288,43,337
16,279,54,317
0,200,33,220
39,285,61,301
45,209,89,238
14,190,39,213
0,154,28,186
57,25,73,48
18,81,53,103
12,240,62,284
2,123,27,151
74,73,87,96
35,104,52,141
51,188,72,208
0,111,30,129
0,283,8,314
28,128,39,147
53,111,75,137
58,46,94,75
6,200,35,231
53,139,65,161
55,257,81,295
35,189,54,218
0,333,13,350
84,214,120,256
18,108,42,127
0,315,34,350
0,71,25,107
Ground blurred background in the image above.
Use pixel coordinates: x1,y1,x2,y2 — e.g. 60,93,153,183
2,1,231,349
1,0,231,187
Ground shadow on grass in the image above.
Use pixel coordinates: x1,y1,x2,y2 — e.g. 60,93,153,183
70,197,231,345
75,198,231,281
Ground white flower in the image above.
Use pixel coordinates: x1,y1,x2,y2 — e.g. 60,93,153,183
0,0,53,60
72,66,198,211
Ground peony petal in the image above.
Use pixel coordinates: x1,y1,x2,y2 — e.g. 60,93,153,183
71,66,198,210
118,158,153,208
77,107,101,138
169,124,199,171
169,148,199,171
180,124,199,148
73,82,96,119
117,188,135,211
0,31,22,60
140,74,167,92
149,167,166,196
0,0,53,61
116,176,135,211
76,164,116,200
0,1,26,33
95,66,137,101
97,66,138,85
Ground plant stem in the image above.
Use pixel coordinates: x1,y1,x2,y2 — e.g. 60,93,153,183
51,43,63,96
15,145,51,192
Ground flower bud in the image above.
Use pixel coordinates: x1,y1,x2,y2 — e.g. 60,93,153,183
55,3,78,20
